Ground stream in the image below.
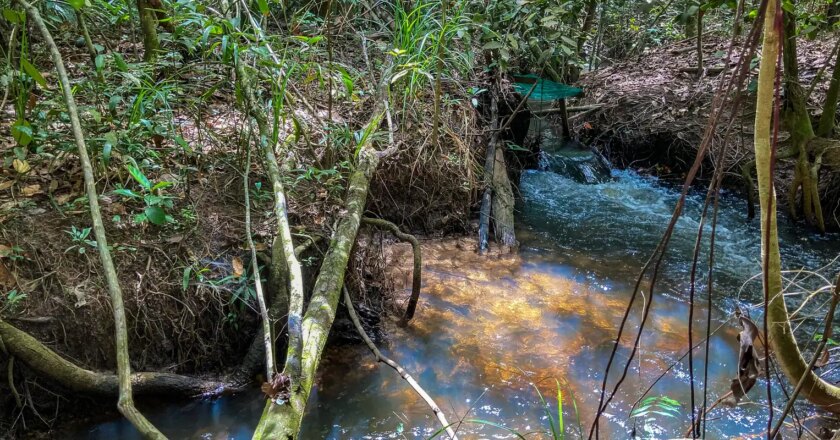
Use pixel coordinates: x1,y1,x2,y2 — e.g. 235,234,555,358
68,119,840,439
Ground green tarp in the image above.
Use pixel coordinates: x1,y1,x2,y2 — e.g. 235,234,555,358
513,74,583,101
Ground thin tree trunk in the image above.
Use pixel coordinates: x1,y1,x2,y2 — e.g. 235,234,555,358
233,60,306,388
137,0,160,62
478,93,498,253
243,139,275,379
755,0,840,414
18,2,166,437
696,9,703,78
77,12,104,82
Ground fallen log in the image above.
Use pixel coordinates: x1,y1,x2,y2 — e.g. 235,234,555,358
0,320,231,397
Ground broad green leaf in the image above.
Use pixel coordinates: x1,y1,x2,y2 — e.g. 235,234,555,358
144,206,166,225
256,0,269,15
113,188,140,198
113,53,128,72
481,41,504,50
3,8,23,23
68,0,85,10
95,54,105,72
21,58,47,89
11,120,33,147
126,164,151,191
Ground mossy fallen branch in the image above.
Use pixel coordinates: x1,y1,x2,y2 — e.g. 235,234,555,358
0,320,231,397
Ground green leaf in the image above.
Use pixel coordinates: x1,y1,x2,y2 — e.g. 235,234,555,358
113,188,140,198
113,53,128,72
144,206,166,225
126,164,151,191
151,181,174,191
11,120,33,147
108,95,122,114
481,41,504,50
256,0,269,15
95,54,105,72
3,8,23,23
21,58,48,89
182,266,192,291
68,0,85,10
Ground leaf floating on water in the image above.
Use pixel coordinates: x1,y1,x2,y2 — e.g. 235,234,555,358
722,311,761,407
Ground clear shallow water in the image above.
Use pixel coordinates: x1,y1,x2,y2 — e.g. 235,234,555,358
68,149,840,439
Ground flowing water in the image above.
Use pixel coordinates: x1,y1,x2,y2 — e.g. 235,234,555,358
69,120,840,439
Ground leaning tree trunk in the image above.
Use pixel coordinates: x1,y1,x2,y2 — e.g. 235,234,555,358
252,135,382,439
0,320,231,397
17,1,166,438
754,0,840,414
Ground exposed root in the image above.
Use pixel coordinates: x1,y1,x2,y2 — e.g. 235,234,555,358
0,320,232,397
361,217,422,325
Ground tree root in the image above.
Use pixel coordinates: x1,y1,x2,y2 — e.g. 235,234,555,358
361,217,422,326
343,287,458,440
0,320,232,397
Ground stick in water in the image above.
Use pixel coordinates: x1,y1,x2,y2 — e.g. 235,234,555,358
342,287,458,440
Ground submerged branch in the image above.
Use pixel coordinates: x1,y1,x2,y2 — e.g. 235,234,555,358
342,287,458,440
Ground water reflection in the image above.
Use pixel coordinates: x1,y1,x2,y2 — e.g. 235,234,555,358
67,166,840,439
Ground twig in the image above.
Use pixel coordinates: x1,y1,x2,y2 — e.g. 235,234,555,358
342,287,458,440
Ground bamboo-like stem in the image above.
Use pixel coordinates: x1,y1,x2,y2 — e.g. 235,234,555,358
342,287,458,439
243,133,275,379
17,2,165,437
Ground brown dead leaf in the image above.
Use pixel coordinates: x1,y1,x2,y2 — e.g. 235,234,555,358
0,261,15,288
0,181,13,191
0,244,11,258
55,193,73,205
21,184,42,197
232,257,244,278
814,348,831,369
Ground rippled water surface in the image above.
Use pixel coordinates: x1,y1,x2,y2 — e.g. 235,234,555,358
70,140,840,439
